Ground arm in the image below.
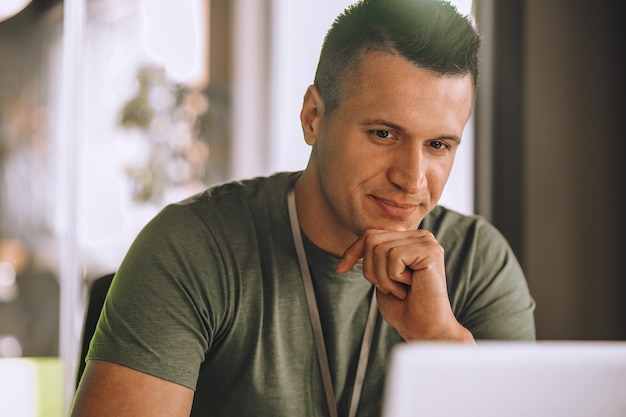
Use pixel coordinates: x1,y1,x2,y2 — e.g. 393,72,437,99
70,360,194,417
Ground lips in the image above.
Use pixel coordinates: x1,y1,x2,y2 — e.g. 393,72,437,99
371,195,419,219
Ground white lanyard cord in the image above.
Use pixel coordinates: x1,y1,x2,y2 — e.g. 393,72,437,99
287,180,378,417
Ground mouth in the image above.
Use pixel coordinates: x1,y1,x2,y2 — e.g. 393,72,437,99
371,195,420,219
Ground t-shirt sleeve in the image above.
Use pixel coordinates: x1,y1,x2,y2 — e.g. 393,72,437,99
452,219,536,341
86,202,232,390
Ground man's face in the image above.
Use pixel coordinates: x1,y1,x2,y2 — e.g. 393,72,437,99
301,51,474,248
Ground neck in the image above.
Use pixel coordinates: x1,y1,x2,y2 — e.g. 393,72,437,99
293,170,356,259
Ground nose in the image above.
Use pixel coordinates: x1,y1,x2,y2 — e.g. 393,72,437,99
388,145,426,194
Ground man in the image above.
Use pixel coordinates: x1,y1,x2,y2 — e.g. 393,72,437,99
70,0,535,416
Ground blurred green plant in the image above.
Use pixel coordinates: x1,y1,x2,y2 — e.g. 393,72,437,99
119,65,218,204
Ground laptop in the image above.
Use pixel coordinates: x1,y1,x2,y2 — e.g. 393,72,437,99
381,341,626,417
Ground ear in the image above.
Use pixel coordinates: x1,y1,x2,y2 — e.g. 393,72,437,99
300,85,325,146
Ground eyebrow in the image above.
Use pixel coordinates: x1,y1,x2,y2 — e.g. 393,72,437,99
359,119,462,143
360,119,406,132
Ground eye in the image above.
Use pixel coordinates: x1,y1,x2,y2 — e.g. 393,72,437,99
427,140,450,150
372,130,394,140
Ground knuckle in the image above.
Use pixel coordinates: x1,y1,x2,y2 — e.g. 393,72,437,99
387,245,401,261
362,269,377,282
362,230,379,246
372,242,387,258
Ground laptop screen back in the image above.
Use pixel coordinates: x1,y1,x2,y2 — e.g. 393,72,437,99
381,341,626,417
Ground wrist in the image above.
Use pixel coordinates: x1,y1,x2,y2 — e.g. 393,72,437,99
401,322,475,344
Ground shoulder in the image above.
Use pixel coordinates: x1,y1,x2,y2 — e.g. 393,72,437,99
148,172,294,229
422,205,519,276
171,172,293,218
422,205,503,245
134,172,297,263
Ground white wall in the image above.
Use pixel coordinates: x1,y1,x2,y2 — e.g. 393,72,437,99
267,0,352,174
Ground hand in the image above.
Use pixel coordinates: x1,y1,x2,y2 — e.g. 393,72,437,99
336,229,474,343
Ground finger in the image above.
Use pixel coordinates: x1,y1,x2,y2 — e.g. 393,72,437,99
335,236,365,273
374,233,440,299
336,230,386,273
385,241,416,286
350,230,386,281
360,237,407,299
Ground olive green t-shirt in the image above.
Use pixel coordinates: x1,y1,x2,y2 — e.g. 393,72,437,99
88,172,535,417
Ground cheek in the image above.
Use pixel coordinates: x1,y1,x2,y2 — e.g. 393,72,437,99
317,124,387,184
317,130,359,171
427,159,455,193
335,146,383,186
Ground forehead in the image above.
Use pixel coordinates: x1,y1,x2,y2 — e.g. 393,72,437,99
334,51,474,134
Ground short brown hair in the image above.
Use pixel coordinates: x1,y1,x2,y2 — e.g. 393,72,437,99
313,0,480,112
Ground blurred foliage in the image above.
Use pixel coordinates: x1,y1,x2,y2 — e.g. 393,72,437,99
119,65,222,204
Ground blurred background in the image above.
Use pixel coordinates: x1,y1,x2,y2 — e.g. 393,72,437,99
0,0,623,415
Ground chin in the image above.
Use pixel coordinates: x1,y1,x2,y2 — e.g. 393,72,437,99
388,224,421,232
363,219,422,233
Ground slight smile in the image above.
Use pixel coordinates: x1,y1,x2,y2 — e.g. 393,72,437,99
371,195,419,219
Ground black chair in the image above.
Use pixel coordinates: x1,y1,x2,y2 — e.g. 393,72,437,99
76,273,115,387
